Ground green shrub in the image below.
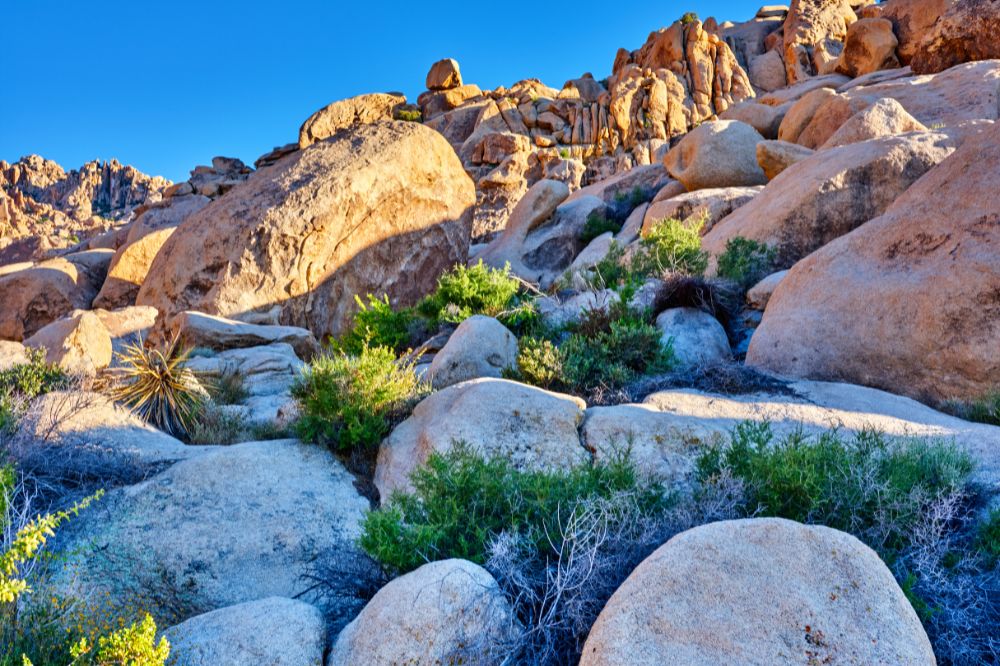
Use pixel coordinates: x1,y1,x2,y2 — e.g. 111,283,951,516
395,109,422,122
589,241,635,291
943,389,1000,426
64,613,169,666
416,261,536,331
581,210,622,244
360,446,666,576
696,423,974,555
0,350,70,432
292,345,426,452
716,236,777,289
339,294,419,355
680,11,699,23
208,368,248,405
974,508,1000,565
112,338,205,438
507,337,564,389
632,217,708,277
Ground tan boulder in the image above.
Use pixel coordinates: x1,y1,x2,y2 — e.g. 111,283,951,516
703,131,954,266
783,0,858,83
880,0,951,64
425,58,463,91
0,255,103,340
777,87,838,143
821,97,927,147
910,0,1000,74
297,93,407,148
137,121,474,341
24,311,113,375
93,227,175,309
170,311,320,361
580,519,934,665
834,17,901,77
747,122,1000,404
655,307,732,367
748,49,788,91
0,340,30,371
756,139,815,179
641,187,762,236
374,378,588,498
720,100,791,139
664,120,768,190
787,91,870,147
746,269,790,309
427,315,519,389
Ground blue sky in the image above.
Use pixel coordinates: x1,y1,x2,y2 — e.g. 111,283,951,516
3,1,763,182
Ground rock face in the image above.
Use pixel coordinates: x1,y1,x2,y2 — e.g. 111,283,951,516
428,315,519,389
164,597,327,666
297,93,407,148
702,131,954,267
579,518,934,665
52,440,371,624
746,269,789,309
820,97,927,148
655,308,732,367
664,120,768,190
375,378,588,498
329,559,517,665
747,122,1000,404
171,311,319,361
783,0,858,83
834,17,900,77
23,311,112,375
880,0,950,65
137,121,475,341
911,0,1000,74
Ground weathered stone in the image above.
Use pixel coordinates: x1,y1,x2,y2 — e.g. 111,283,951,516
580,518,934,665
137,122,474,341
783,0,858,83
642,187,762,236
165,598,326,666
748,49,788,91
880,0,950,64
375,378,588,498
297,93,407,148
428,315,519,389
537,290,621,329
171,311,319,361
655,307,732,367
746,269,789,309
720,100,790,139
664,120,768,190
821,97,927,147
910,0,1000,74
329,560,517,665
24,311,112,375
756,139,816,179
703,131,954,267
426,58,463,90
835,17,900,77
0,256,103,340
747,122,1000,405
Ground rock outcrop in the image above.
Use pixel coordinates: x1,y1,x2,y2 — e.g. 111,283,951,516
783,0,858,83
664,120,768,190
137,121,475,340
747,121,1000,404
910,0,1000,74
580,518,934,665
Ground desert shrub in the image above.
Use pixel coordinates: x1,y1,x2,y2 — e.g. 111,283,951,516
111,338,204,438
207,367,248,406
292,345,426,452
680,11,699,23
697,423,974,555
395,109,422,122
975,509,1000,565
632,217,708,277
943,389,1000,426
648,272,740,338
0,350,70,432
359,446,667,577
416,261,529,328
580,209,621,244
589,241,634,291
339,294,420,356
716,236,777,289
506,337,563,390
66,613,169,666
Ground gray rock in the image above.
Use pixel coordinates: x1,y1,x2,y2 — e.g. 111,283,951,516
428,315,518,389
655,307,732,367
172,311,320,361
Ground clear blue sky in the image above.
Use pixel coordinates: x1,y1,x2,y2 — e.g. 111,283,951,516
3,0,762,182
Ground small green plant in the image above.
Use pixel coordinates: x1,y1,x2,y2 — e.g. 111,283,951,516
292,345,426,452
558,148,571,159
632,217,708,277
974,508,1000,565
581,210,622,244
943,389,1000,426
0,349,70,432
340,294,419,355
64,613,169,666
507,337,563,389
395,109,422,122
360,446,665,576
416,261,527,328
679,11,699,23
112,337,205,438
716,236,777,289
209,368,248,405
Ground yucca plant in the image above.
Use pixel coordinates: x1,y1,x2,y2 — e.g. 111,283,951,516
112,336,205,438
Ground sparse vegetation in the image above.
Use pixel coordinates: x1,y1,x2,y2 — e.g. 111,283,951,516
340,294,420,356
292,345,426,453
580,210,622,244
943,389,1000,426
631,216,709,277
506,337,563,390
716,236,777,290
111,337,205,438
679,11,699,23
0,350,70,433
395,109,422,123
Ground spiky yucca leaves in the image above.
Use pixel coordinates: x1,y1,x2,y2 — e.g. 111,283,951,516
112,337,204,438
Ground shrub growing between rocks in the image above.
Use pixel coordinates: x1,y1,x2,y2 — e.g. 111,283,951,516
631,217,708,278
943,389,1000,426
416,261,530,329
0,350,70,433
715,236,777,290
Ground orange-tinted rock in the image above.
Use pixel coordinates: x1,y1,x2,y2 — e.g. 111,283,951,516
910,0,1000,74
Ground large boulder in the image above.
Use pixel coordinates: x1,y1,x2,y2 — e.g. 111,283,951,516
747,121,1000,405
0,340,30,371
164,597,327,666
0,253,107,340
910,0,1000,74
137,121,475,341
297,93,407,148
23,310,113,375
834,17,901,77
663,120,768,190
820,97,927,147
756,140,815,179
428,315,519,389
880,0,951,65
655,307,732,368
783,0,858,83
374,378,588,498
641,187,762,236
329,559,517,665
49,440,372,624
702,131,954,267
426,58,463,91
170,311,319,361
580,518,934,665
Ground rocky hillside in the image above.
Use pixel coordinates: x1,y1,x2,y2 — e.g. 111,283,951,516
0,154,169,264
1,0,999,664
